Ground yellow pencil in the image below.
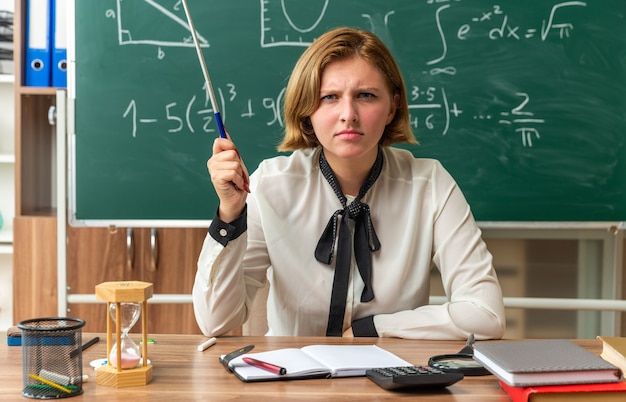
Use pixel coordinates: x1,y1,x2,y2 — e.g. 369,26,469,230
28,373,73,394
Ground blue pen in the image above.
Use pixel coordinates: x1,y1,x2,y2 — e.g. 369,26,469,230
181,0,227,138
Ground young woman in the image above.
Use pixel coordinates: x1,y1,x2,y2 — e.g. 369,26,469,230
193,27,505,339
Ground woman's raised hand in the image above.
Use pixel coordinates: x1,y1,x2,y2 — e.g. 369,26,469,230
207,134,250,222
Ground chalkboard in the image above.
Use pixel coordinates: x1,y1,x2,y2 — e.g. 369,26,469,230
70,0,626,226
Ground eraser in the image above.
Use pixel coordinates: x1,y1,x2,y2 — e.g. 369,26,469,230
7,336,21,346
7,326,21,337
7,326,21,346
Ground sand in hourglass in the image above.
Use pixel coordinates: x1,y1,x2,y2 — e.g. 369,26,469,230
109,302,142,369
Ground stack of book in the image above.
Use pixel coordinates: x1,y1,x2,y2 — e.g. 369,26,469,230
0,8,12,74
598,336,626,374
473,338,626,401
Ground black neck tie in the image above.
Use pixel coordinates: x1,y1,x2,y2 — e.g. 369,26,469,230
315,149,383,336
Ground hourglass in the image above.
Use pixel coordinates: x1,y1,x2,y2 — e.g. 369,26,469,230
109,302,142,369
95,281,153,388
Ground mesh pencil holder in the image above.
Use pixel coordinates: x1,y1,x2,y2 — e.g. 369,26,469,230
18,317,86,399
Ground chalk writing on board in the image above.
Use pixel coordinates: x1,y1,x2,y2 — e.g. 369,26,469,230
112,0,209,48
461,1,586,41
407,87,545,147
428,1,587,66
121,83,286,138
260,0,329,47
110,0,585,147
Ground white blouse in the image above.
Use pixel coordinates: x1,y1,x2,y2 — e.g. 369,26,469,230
193,147,506,339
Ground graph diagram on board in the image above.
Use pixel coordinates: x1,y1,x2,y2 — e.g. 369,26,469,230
115,0,209,48
260,0,329,47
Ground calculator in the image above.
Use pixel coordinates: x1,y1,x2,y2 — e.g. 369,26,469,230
366,365,464,390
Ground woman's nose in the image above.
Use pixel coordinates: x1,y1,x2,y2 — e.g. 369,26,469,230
340,99,358,122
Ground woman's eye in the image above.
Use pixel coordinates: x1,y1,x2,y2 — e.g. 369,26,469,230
359,92,376,99
320,94,337,101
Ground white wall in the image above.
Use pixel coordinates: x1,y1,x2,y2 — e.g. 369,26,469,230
0,1,13,11
0,0,13,330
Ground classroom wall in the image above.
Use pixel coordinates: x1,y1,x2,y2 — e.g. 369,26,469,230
431,237,625,338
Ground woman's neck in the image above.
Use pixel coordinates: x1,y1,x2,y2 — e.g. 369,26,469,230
323,149,379,197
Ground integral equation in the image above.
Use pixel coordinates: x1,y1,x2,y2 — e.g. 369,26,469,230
108,0,587,147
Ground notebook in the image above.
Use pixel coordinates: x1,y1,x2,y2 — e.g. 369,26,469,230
226,344,412,382
597,336,626,374
473,339,622,386
499,379,626,402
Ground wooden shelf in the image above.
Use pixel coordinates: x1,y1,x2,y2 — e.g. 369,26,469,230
0,227,12,246
0,74,14,83
0,153,15,163
19,207,57,217
0,226,12,254
19,86,58,95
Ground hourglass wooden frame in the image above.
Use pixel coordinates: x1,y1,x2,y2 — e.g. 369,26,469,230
95,281,153,388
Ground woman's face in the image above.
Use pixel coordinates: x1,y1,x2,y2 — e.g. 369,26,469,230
310,56,397,167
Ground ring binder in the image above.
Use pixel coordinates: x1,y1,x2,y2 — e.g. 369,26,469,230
25,0,51,86
51,0,66,88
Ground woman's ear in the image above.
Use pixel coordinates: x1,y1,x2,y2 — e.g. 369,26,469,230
301,116,314,135
386,93,400,125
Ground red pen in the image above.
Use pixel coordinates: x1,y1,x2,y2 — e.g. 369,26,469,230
242,357,287,375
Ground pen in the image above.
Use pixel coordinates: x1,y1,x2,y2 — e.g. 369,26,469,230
69,336,100,358
197,337,217,352
28,373,73,394
243,357,287,375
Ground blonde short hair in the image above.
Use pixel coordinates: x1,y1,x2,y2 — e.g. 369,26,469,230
278,27,417,152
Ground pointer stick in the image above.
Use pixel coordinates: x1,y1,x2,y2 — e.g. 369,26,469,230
181,0,227,138
180,0,249,192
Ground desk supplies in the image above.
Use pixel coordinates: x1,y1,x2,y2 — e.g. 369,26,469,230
95,281,154,388
473,339,622,387
69,336,99,358
366,365,463,390
18,317,86,398
0,335,611,400
27,373,73,394
38,369,87,386
242,357,286,375
219,344,255,372
197,337,217,352
225,344,411,382
6,326,21,346
597,336,626,374
498,379,626,402
428,333,491,376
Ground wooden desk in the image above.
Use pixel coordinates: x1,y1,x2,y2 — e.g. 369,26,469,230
0,333,601,401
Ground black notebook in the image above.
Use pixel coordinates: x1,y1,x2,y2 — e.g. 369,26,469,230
473,339,622,386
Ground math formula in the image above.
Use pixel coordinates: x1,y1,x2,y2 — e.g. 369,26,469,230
105,0,588,148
